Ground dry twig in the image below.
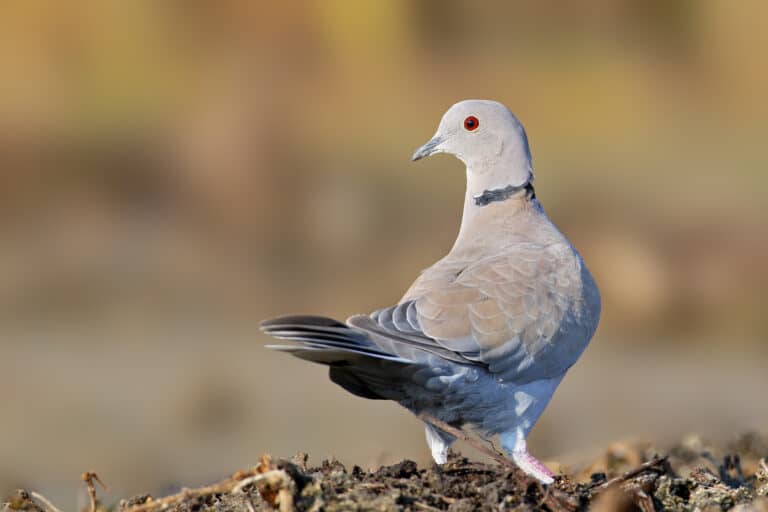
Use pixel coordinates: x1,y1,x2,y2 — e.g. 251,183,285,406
123,474,257,512
232,471,288,495
624,484,655,512
413,502,442,512
593,456,668,492
81,472,108,512
417,413,516,469
122,455,295,512
233,469,295,512
29,491,65,512
536,485,577,512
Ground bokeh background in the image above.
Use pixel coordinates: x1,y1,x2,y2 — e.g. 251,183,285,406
2,0,767,506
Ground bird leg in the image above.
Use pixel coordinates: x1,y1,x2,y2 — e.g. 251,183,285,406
419,413,556,485
424,422,455,464
418,413,518,470
512,449,555,484
501,430,554,484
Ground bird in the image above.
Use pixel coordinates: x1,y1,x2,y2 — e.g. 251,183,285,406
261,100,601,484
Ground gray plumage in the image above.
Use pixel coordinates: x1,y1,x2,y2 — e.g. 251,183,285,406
261,100,601,483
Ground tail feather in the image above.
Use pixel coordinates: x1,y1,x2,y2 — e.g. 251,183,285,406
265,330,362,345
260,315,412,365
261,315,431,402
260,315,347,329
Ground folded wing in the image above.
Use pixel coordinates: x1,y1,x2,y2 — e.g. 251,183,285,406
262,242,599,388
388,241,599,383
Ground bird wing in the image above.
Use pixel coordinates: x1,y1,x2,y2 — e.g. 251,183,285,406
357,241,599,384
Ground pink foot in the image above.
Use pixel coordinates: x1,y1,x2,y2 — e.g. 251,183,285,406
501,431,555,484
512,450,555,484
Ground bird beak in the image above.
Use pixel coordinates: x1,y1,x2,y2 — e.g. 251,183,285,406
411,136,444,161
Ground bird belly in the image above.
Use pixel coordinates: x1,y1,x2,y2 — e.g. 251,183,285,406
398,362,564,438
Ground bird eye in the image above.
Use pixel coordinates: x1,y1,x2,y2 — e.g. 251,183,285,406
463,115,479,131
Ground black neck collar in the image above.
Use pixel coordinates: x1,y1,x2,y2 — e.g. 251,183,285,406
474,182,535,207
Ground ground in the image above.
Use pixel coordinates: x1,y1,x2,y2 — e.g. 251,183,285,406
5,433,768,512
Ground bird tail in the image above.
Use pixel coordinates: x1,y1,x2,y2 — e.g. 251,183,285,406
260,315,410,364
260,315,411,400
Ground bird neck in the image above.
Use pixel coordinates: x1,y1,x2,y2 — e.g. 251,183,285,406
453,173,537,251
473,182,535,207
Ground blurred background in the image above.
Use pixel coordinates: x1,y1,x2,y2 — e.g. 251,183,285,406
1,0,767,506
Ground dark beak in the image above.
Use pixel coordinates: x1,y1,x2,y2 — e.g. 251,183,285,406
411,136,444,161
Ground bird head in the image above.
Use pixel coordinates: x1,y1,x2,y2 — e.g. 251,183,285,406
412,100,533,190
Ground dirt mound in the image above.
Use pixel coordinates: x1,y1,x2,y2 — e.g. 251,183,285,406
6,434,768,511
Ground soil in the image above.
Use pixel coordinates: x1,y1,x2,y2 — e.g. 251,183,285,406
6,433,768,512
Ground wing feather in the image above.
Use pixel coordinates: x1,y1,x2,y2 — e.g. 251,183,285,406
363,241,600,383
264,242,599,385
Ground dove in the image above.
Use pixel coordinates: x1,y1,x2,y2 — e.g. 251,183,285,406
261,100,601,484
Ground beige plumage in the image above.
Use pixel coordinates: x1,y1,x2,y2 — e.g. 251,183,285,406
391,192,600,382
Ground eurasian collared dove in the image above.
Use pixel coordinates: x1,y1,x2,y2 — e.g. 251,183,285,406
261,100,601,484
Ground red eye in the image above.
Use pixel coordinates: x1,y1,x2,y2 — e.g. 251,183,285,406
463,115,479,131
